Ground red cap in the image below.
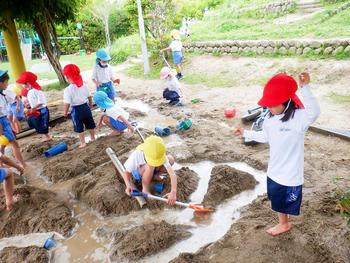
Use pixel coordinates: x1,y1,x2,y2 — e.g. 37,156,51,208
16,72,42,90
63,64,83,87
258,73,304,108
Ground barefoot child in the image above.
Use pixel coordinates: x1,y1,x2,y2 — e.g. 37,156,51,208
160,67,184,106
16,71,51,142
161,30,184,80
234,72,320,236
93,91,133,136
0,70,26,168
92,49,118,101
63,64,96,148
0,153,24,210
7,95,25,134
123,135,177,205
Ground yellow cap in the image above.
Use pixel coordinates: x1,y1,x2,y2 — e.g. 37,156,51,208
0,135,9,146
170,29,180,40
137,135,166,167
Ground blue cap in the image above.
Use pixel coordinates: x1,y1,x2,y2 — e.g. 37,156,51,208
0,70,8,78
93,91,114,109
96,49,111,61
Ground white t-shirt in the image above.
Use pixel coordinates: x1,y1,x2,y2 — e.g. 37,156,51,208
124,149,171,173
27,89,47,109
92,64,113,84
0,89,16,116
243,85,320,187
103,104,129,121
166,77,182,96
63,83,90,106
170,40,183,52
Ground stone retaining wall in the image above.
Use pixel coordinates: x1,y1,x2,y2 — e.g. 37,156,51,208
264,1,296,14
323,1,350,21
184,39,350,57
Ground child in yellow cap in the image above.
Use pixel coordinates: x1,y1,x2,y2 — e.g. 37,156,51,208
123,135,177,205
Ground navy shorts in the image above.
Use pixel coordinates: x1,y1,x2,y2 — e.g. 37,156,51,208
0,168,7,183
97,81,117,100
173,51,183,65
267,177,303,216
0,116,16,141
163,88,180,104
71,103,96,133
27,107,50,134
109,117,127,131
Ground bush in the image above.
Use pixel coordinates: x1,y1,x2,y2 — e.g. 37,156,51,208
110,34,141,64
109,8,133,41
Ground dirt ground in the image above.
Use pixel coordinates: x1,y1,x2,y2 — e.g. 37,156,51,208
0,246,49,263
0,55,348,262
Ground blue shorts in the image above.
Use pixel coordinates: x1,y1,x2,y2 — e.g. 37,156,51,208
163,88,180,104
71,103,96,133
97,81,117,100
8,101,25,121
0,168,7,183
109,117,127,131
0,116,16,142
27,107,50,134
173,51,183,65
267,177,303,216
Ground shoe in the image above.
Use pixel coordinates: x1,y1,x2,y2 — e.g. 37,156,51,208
169,100,179,106
175,102,184,107
177,74,184,80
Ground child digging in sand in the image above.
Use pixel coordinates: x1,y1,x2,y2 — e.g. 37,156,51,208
123,135,177,205
160,67,184,106
93,91,133,136
234,72,320,236
63,64,96,148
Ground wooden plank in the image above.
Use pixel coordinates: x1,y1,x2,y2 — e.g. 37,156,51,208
309,125,350,141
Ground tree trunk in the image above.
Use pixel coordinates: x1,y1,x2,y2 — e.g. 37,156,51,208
104,16,111,49
33,19,66,84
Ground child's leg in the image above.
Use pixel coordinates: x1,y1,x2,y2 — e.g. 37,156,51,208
266,212,292,236
102,116,122,136
78,132,87,148
88,129,95,142
10,140,26,168
3,170,14,211
13,117,21,134
140,165,153,194
176,64,182,74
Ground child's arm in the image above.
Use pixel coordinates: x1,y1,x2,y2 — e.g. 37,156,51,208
63,103,70,118
117,115,134,133
15,96,21,112
92,79,102,87
0,154,24,174
161,47,171,53
298,73,321,131
122,171,133,196
164,166,177,205
234,126,268,143
97,114,104,130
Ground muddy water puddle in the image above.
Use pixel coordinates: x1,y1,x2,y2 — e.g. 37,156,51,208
0,160,265,262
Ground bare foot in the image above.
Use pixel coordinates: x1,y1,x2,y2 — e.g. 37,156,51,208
79,144,87,149
41,135,52,142
266,223,292,236
109,131,122,136
90,138,96,143
6,195,20,211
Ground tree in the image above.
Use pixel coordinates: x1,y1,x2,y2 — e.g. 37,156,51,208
0,0,85,84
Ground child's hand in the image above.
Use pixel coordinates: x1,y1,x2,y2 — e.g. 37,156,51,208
16,105,20,112
164,191,177,205
89,103,94,109
98,123,103,131
299,72,310,87
233,127,244,137
127,124,134,133
125,185,133,196
96,82,102,87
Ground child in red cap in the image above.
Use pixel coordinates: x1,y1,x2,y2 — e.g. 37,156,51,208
63,64,96,148
16,71,52,142
234,72,320,236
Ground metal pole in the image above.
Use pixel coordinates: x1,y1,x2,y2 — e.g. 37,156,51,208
136,0,150,74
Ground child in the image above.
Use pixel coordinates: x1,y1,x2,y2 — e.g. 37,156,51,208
92,49,118,101
160,67,184,106
234,72,320,236
0,153,24,211
0,70,26,168
16,71,51,142
7,94,25,134
161,30,184,80
123,135,177,205
93,91,133,136
63,64,96,148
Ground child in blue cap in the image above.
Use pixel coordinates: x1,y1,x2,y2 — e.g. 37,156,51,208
93,91,134,136
92,49,118,101
0,70,26,168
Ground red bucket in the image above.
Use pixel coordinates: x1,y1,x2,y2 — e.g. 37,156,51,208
224,108,236,118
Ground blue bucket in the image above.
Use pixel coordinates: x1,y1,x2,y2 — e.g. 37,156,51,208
44,143,68,157
153,182,164,194
154,127,171,137
43,236,56,250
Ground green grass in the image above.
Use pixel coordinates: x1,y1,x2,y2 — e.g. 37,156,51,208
110,34,141,64
186,0,350,41
43,82,67,91
328,92,350,104
0,53,96,83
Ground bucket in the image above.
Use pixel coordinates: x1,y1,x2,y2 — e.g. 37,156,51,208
154,127,171,137
79,49,86,56
176,118,192,130
0,135,9,146
224,108,236,118
153,182,164,194
43,236,56,250
44,143,68,157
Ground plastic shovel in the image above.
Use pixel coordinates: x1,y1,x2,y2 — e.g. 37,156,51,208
131,190,214,213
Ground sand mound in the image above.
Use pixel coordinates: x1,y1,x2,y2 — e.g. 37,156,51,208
0,246,49,263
